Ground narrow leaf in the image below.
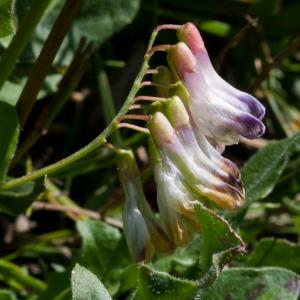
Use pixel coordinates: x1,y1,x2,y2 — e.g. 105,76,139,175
0,101,19,182
0,0,14,38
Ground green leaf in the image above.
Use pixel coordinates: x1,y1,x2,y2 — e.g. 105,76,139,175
231,132,300,223
0,290,17,300
0,179,44,215
0,0,14,38
194,203,245,274
53,289,71,300
0,101,19,182
0,80,25,106
71,0,140,44
247,238,300,274
27,0,140,65
199,20,231,37
133,265,198,300
76,220,130,294
154,236,202,276
71,264,112,300
119,238,203,297
199,267,300,300
37,271,70,300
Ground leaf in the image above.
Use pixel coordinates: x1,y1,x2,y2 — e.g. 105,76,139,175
0,290,17,300
199,20,231,37
0,179,44,215
120,238,204,296
76,220,130,294
199,267,300,300
0,0,14,38
0,101,19,182
154,237,203,276
246,238,300,274
0,80,25,106
231,132,300,223
71,0,140,44
194,203,245,275
37,271,70,300
133,265,198,300
25,0,140,66
71,264,112,300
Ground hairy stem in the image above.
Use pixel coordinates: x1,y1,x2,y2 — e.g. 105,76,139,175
12,38,94,166
0,29,159,191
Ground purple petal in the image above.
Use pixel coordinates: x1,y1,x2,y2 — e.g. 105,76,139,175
228,113,265,139
237,92,265,120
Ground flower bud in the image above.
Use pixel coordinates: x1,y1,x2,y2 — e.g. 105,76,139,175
153,66,174,97
148,112,176,148
123,200,154,262
177,22,206,54
167,42,197,80
164,96,190,129
169,81,190,106
117,150,173,261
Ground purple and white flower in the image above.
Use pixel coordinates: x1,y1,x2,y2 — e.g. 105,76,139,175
167,23,265,145
148,96,244,211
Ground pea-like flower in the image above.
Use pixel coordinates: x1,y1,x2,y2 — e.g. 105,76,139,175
167,23,265,145
149,138,199,246
148,96,244,211
117,150,174,262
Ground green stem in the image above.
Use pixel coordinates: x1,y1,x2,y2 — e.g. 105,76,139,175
0,0,52,90
11,38,93,165
0,259,46,293
94,53,122,145
0,30,158,191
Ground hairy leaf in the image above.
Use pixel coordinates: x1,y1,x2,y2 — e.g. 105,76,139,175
247,238,300,274
71,264,111,300
133,265,198,300
194,203,245,277
231,132,300,223
76,220,130,294
199,267,300,300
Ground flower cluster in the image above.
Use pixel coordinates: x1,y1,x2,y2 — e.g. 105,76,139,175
119,23,265,262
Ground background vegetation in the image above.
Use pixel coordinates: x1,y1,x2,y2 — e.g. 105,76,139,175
0,0,299,299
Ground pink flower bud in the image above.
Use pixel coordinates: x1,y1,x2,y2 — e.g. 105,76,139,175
178,22,206,54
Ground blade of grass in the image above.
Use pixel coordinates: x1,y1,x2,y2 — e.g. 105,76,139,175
11,38,94,166
0,0,53,90
0,260,46,293
16,0,84,126
94,54,123,145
